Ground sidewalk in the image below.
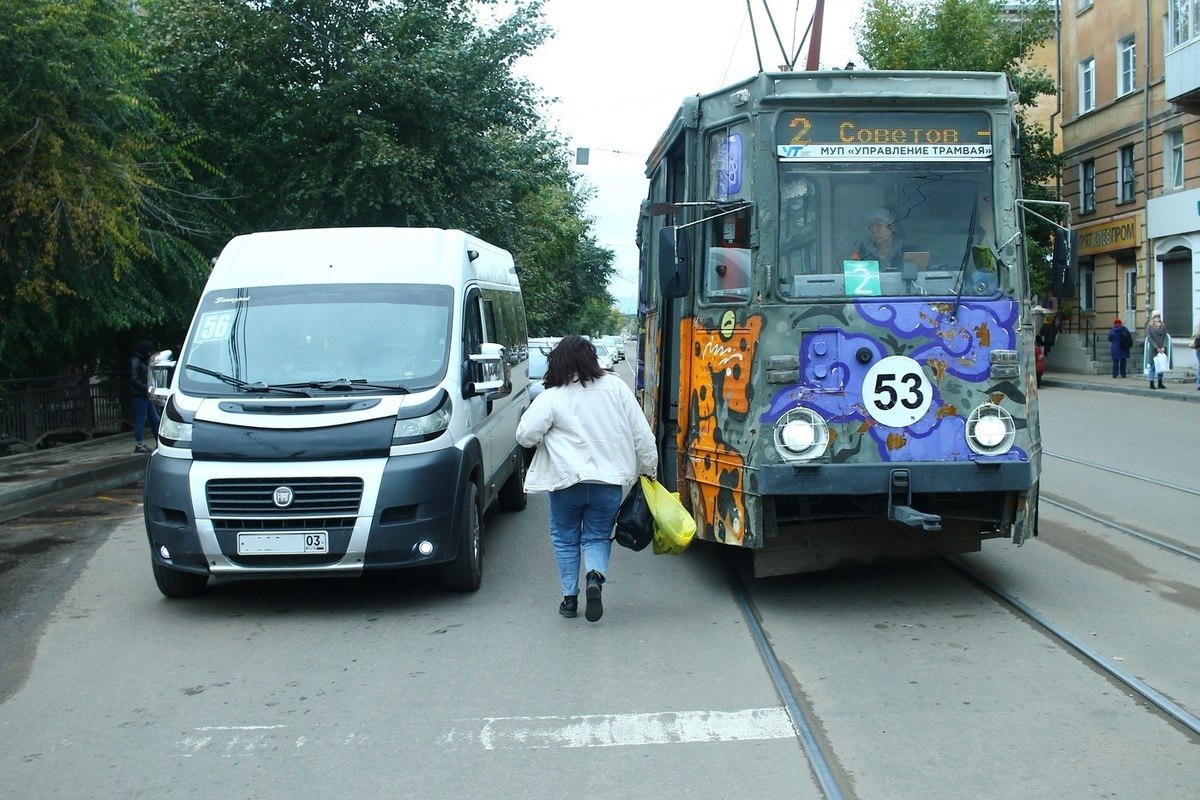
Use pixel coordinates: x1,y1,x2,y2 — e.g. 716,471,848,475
0,434,149,524
1,370,1196,525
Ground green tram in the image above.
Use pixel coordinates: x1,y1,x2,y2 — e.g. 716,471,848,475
636,71,1044,575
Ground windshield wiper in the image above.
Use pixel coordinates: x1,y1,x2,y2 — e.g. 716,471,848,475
949,196,979,323
275,378,409,393
185,364,311,396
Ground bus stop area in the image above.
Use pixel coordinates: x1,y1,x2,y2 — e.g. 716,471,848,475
0,371,1197,527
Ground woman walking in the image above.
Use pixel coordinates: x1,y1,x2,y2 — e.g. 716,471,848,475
516,336,658,622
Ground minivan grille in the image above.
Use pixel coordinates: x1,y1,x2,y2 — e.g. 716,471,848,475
206,477,364,516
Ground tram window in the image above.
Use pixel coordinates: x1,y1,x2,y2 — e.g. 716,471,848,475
779,178,819,289
777,164,1002,299
703,209,751,304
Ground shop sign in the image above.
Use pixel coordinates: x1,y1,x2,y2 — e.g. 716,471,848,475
1078,215,1139,255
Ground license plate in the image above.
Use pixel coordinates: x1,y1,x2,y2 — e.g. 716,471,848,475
237,532,328,555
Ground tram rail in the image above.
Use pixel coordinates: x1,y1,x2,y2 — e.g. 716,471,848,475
946,555,1200,737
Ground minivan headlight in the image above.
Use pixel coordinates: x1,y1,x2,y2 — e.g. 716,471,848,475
393,392,451,444
158,397,193,449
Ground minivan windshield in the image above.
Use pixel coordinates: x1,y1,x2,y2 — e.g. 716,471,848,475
178,283,453,396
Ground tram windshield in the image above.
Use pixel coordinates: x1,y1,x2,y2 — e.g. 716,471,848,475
770,111,1005,300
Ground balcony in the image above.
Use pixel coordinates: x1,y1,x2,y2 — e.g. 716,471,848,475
1166,37,1200,114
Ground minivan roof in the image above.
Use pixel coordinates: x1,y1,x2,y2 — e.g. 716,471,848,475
209,227,518,290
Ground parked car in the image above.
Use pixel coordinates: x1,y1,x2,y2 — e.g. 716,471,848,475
529,346,549,400
593,342,614,371
600,335,624,361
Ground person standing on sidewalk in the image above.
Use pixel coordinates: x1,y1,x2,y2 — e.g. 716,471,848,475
130,340,160,452
1192,320,1200,391
1144,310,1170,390
516,335,658,623
1108,318,1132,378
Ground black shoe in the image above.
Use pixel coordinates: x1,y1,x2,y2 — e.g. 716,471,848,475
559,595,578,618
585,571,604,622
1158,381,1165,389
134,443,150,453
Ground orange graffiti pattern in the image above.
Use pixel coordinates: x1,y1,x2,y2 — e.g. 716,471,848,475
682,315,763,545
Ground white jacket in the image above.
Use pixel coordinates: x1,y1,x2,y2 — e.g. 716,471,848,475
516,372,658,493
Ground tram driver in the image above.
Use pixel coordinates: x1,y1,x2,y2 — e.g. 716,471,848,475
849,207,909,271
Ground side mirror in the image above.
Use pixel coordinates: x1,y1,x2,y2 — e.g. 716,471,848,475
658,226,691,298
468,342,511,399
1051,229,1078,298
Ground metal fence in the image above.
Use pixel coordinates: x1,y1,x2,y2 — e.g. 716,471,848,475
0,374,128,454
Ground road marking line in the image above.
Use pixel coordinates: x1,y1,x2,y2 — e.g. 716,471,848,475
443,707,795,750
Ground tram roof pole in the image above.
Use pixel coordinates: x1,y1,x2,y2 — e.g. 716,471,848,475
805,0,826,71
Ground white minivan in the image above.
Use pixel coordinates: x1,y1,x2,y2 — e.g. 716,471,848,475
143,228,529,597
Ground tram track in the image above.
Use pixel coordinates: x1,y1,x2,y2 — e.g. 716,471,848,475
724,555,850,800
1045,450,1200,497
945,555,1200,738
723,534,1200,800
1041,496,1200,562
1042,450,1200,562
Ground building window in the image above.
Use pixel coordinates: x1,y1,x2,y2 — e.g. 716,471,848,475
1079,57,1095,114
1170,0,1197,49
1117,36,1136,96
1118,145,1136,203
1124,266,1138,318
1079,0,1093,10
1079,264,1096,312
1081,160,1096,213
1166,128,1185,191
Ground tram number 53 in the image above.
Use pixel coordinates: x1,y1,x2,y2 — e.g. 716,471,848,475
863,355,932,427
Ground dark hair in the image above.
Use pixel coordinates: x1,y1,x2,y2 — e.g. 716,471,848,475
544,335,605,388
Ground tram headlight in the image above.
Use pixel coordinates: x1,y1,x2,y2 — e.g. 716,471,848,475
773,407,829,462
965,403,1016,455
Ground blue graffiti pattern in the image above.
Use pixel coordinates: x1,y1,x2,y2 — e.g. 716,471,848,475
761,299,1028,463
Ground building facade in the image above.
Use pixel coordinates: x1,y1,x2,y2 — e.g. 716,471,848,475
1059,0,1200,341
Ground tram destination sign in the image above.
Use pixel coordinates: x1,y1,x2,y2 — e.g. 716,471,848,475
776,112,992,161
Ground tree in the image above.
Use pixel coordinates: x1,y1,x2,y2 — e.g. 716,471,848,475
0,0,213,378
855,0,1060,297
141,0,611,335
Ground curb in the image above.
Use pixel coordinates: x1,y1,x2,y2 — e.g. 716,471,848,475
0,459,148,524
1041,377,1200,402
0,436,149,524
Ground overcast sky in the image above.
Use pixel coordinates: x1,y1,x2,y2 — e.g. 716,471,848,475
515,0,867,312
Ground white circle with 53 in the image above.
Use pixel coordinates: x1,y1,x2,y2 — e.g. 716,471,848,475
862,355,932,428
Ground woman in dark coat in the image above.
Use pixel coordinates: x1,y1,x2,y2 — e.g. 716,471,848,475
1107,318,1131,378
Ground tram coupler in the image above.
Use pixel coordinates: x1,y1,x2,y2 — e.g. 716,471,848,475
887,469,942,531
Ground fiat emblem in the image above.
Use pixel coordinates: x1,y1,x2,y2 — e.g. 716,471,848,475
273,486,295,508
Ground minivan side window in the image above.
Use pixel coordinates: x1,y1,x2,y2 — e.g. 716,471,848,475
464,289,484,355
481,288,528,364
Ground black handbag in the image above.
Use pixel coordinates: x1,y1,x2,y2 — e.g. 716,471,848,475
613,478,654,551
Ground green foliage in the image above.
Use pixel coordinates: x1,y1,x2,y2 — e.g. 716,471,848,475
855,0,1062,298
0,0,215,378
140,0,609,340
1,0,614,378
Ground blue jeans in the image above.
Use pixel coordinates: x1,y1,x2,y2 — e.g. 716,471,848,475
133,395,160,444
547,482,622,596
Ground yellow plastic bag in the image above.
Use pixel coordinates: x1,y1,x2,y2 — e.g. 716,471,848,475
640,476,696,555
